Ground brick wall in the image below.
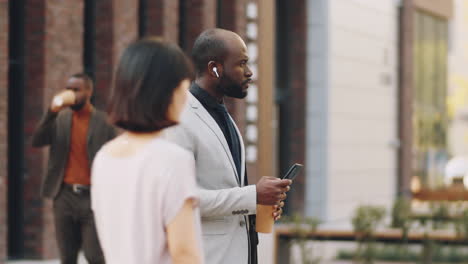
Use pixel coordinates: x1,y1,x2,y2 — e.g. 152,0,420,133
145,0,179,43
218,0,247,37
44,1,84,258
23,1,84,258
94,0,114,111
113,0,138,75
218,0,248,134
23,1,47,258
94,0,138,111
180,0,217,53
21,0,137,258
217,0,252,179
0,0,258,259
0,1,8,262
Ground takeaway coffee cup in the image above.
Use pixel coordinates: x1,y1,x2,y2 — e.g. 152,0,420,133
256,204,275,233
52,90,76,108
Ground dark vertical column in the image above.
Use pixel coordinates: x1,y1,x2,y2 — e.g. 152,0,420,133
7,0,25,258
179,0,187,49
139,0,148,37
276,0,307,215
84,0,96,105
216,0,222,27
276,0,290,199
0,0,8,262
84,0,96,79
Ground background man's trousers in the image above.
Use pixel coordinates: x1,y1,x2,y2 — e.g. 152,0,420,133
53,186,105,264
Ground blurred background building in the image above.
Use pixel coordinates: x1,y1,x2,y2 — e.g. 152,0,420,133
448,0,468,172
305,0,399,229
0,0,467,263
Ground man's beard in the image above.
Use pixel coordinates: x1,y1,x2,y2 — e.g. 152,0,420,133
219,76,248,99
70,101,86,111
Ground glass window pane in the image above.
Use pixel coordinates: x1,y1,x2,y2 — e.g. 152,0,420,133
412,11,449,189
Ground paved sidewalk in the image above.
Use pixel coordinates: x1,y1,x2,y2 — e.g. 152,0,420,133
6,260,84,264
6,254,86,264
6,260,411,264
7,260,85,264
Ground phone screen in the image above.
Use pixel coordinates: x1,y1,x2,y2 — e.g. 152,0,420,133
282,163,303,180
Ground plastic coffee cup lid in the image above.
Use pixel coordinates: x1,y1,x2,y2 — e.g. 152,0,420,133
53,97,63,107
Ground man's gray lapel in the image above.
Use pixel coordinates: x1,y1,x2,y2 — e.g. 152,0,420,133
229,115,245,186
188,94,241,186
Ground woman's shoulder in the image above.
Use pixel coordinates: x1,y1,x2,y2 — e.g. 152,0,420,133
94,137,126,158
146,140,195,180
152,138,193,162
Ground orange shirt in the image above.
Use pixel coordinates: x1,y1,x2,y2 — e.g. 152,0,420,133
63,103,92,185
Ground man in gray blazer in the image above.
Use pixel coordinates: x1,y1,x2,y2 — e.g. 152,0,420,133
166,29,292,264
32,73,116,264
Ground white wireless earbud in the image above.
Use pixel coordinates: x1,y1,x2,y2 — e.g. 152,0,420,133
213,67,220,78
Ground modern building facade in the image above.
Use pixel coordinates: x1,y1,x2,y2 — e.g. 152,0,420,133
302,0,457,226
448,0,468,159
305,0,399,228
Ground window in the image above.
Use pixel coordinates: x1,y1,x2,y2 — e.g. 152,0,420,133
412,11,449,189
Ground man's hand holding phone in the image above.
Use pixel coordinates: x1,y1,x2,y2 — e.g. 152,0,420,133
256,177,291,205
255,164,303,232
256,177,291,221
256,163,303,220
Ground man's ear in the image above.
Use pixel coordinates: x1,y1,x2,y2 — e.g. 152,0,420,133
208,61,222,78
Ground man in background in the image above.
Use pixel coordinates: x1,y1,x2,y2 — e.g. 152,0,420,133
32,73,116,264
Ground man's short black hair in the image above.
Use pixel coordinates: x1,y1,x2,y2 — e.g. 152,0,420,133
108,37,194,133
191,29,228,75
71,72,93,90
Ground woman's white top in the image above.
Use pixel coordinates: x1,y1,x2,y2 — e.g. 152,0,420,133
91,137,202,264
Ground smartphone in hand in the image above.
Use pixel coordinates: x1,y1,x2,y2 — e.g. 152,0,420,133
282,163,304,180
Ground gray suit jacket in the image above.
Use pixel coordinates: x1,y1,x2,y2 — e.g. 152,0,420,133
165,94,257,264
32,108,117,198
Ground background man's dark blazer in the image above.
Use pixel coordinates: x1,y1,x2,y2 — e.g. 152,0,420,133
32,108,117,198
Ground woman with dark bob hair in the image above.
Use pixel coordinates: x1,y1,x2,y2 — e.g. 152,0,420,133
91,38,203,264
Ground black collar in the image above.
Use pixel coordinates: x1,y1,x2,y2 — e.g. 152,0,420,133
190,83,224,110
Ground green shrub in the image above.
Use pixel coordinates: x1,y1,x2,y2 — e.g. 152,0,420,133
351,205,386,263
430,202,450,230
455,208,468,241
352,205,386,238
337,244,468,263
282,214,322,264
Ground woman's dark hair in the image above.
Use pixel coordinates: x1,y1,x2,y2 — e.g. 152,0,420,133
108,37,193,132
